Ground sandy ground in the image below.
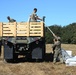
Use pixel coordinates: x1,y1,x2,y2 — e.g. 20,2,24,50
0,44,76,75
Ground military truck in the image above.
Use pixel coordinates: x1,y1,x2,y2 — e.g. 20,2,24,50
0,21,45,62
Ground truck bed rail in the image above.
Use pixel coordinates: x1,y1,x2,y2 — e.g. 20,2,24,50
0,22,44,37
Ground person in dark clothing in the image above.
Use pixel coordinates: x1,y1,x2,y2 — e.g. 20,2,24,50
7,16,16,22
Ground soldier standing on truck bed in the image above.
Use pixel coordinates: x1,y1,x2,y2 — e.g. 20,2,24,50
7,16,16,22
52,35,63,64
29,8,42,22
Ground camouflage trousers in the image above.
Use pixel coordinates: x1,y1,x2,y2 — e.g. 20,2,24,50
53,50,63,63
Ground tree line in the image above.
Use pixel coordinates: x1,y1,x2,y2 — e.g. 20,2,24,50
45,22,76,44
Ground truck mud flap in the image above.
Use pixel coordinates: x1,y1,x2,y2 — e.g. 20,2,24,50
32,47,42,59
30,38,45,60
4,44,13,59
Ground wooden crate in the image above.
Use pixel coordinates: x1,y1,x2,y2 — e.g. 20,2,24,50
0,22,2,37
0,21,44,37
29,22,44,37
17,22,28,36
2,22,16,37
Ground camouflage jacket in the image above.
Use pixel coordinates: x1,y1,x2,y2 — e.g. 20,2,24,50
9,18,16,22
30,12,38,22
52,41,61,51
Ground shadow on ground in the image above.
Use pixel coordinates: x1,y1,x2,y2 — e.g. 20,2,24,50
45,52,54,62
1,52,54,63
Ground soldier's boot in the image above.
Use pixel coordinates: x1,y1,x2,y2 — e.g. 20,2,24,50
53,58,56,64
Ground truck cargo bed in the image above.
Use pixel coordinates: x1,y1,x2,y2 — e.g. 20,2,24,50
0,22,44,37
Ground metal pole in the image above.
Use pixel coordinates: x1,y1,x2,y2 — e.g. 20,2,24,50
46,26,54,35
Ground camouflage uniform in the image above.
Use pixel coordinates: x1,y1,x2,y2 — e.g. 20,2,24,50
9,18,16,22
52,39,63,63
29,12,38,22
